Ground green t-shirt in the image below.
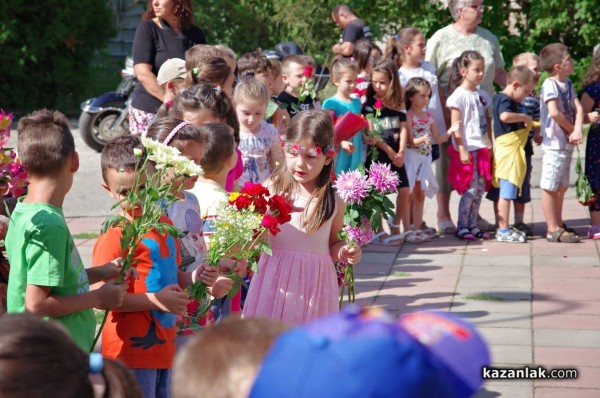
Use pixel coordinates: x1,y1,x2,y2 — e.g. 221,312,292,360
6,201,95,351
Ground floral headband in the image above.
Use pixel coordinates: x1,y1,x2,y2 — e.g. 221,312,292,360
280,139,336,158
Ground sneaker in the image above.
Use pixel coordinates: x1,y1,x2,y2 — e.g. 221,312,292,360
588,225,600,240
513,222,533,237
496,228,526,243
477,218,497,232
510,227,527,238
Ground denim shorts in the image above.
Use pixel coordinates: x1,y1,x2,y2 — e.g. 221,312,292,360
132,368,171,398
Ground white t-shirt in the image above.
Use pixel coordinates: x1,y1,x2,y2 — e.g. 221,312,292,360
239,121,279,185
446,86,491,151
540,77,576,151
399,61,447,132
165,191,207,272
188,180,229,248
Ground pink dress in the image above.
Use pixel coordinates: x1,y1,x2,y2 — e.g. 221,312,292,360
242,194,339,324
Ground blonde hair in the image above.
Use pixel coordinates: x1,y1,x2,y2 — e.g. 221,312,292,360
281,55,308,76
330,55,359,81
512,52,539,67
507,65,534,86
233,77,270,107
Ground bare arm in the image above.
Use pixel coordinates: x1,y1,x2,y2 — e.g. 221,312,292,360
332,42,355,57
450,108,470,163
499,112,531,125
328,196,361,264
581,92,600,124
494,67,507,89
569,97,584,144
134,63,165,103
547,98,576,134
269,140,285,171
430,119,449,144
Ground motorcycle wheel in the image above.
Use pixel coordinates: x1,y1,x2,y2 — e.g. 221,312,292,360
79,110,129,152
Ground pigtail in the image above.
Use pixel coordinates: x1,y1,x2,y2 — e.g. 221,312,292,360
447,50,485,95
385,34,401,68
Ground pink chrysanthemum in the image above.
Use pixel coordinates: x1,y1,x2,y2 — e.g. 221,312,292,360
343,217,374,246
333,170,370,204
368,162,399,194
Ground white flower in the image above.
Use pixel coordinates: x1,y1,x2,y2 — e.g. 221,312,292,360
142,137,204,176
133,148,143,157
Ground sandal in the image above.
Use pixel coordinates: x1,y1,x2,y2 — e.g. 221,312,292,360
371,231,404,246
547,227,580,243
437,220,457,235
562,223,579,237
411,228,432,242
455,228,476,241
470,227,490,240
400,230,424,243
417,223,439,238
387,216,402,234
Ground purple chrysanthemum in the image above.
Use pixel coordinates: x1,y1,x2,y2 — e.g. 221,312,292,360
368,162,399,194
343,217,374,246
333,170,370,204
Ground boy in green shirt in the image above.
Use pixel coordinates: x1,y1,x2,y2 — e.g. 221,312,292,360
6,109,128,351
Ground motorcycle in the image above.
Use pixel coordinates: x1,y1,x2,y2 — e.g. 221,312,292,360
79,57,136,152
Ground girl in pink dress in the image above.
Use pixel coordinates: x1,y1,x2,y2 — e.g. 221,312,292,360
243,110,362,325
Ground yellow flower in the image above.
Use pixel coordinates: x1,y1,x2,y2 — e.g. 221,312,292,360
229,192,240,202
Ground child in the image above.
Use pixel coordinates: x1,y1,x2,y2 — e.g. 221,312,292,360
267,57,292,134
145,117,234,343
491,66,536,243
238,50,290,134
6,109,128,352
539,43,584,243
184,44,236,97
172,317,289,398
0,314,143,398
242,110,362,324
322,56,363,175
157,58,187,108
92,135,217,397
188,122,245,320
352,39,379,105
185,57,233,97
391,27,451,234
404,77,453,241
234,77,284,185
581,49,600,240
361,59,412,244
446,50,493,240
160,82,243,192
486,53,543,237
277,55,317,118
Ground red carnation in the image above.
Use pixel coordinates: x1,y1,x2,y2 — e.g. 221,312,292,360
252,196,269,215
374,99,383,110
269,194,292,224
232,194,253,210
262,214,281,236
240,182,270,197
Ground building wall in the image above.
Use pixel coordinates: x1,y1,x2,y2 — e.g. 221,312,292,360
108,0,146,58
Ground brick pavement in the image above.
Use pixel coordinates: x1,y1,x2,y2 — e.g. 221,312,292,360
67,148,600,398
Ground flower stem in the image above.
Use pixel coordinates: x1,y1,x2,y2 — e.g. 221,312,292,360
90,309,109,353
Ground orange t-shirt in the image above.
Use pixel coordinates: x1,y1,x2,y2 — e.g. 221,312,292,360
92,216,181,369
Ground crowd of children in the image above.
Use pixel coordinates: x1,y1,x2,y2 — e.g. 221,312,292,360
3,6,600,397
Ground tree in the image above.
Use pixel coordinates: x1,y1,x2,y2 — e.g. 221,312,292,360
0,0,115,112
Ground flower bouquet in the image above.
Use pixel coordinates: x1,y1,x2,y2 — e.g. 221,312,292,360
575,145,596,206
186,182,292,316
365,99,384,161
333,162,399,307
91,137,204,351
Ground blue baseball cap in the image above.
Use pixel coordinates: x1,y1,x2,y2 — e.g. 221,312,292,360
249,306,490,398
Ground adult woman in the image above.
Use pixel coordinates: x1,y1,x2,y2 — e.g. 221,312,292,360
129,0,206,136
425,0,506,234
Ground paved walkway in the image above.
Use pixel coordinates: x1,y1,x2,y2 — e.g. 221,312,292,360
67,148,600,398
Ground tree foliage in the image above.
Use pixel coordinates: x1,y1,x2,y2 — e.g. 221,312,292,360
194,0,599,89
0,0,115,113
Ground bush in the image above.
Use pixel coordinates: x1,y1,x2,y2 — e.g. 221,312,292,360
0,0,116,114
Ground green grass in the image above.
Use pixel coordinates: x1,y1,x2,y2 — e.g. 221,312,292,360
72,232,100,239
391,271,412,277
464,292,505,301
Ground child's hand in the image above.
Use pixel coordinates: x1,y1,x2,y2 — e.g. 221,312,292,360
208,276,234,299
392,152,404,168
569,129,583,145
232,259,248,278
341,245,362,265
153,284,189,315
366,136,379,145
589,111,600,124
95,281,128,310
279,191,304,213
522,114,532,126
533,129,542,145
194,263,218,287
422,134,431,145
99,258,139,282
448,121,461,134
340,140,355,154
459,148,471,164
